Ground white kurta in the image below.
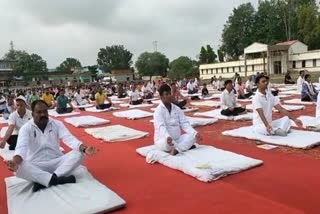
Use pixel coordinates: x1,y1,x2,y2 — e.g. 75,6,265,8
316,93,320,123
15,118,84,187
297,76,304,93
220,89,237,110
153,102,197,152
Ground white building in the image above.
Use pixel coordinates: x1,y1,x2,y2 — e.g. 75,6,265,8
200,40,320,80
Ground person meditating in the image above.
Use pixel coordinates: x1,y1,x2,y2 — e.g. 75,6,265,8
5,100,98,192
252,74,301,136
170,82,188,109
0,96,32,150
95,88,113,109
130,84,143,105
220,80,246,116
56,89,74,114
41,88,56,109
301,74,318,102
153,84,201,156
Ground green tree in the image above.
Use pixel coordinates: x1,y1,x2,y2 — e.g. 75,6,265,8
199,46,207,64
217,47,225,62
135,52,169,80
57,58,82,73
221,3,256,59
206,45,217,63
97,45,133,73
168,56,198,80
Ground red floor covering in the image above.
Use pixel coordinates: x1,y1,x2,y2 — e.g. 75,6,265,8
0,100,320,214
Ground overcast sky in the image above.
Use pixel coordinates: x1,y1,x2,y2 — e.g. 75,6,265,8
0,0,258,68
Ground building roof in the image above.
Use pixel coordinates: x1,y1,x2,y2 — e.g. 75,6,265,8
276,40,298,46
244,42,268,54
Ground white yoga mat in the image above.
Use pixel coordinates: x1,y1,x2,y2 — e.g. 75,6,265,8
110,96,130,101
0,117,9,124
85,125,149,142
246,104,305,112
150,116,218,127
113,109,153,120
237,98,252,102
1,126,8,138
298,116,320,128
200,94,221,100
48,110,80,118
284,99,315,105
150,107,199,113
64,116,110,127
119,103,154,108
194,109,252,121
222,126,320,149
5,166,125,214
85,106,118,113
279,91,300,95
184,93,202,97
191,101,221,107
71,102,94,109
136,145,263,182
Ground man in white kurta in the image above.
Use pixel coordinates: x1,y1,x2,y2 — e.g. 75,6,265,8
5,100,98,192
252,75,300,136
154,84,200,155
297,70,305,93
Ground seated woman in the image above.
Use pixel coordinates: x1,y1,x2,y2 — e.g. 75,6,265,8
220,80,246,116
95,88,112,109
301,74,318,102
235,79,252,99
117,83,127,99
284,71,295,84
201,83,209,97
130,84,143,105
56,90,73,114
170,82,188,109
253,74,301,136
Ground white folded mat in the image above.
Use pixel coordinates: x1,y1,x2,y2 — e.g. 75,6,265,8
222,126,320,149
48,110,80,118
237,98,252,102
200,94,221,100
85,106,118,113
1,126,8,138
144,98,159,102
113,109,153,120
150,116,218,127
110,100,125,104
0,144,15,160
5,166,125,214
277,94,293,99
284,98,314,105
110,96,130,101
298,116,320,128
150,107,199,113
191,101,220,107
194,109,252,121
85,125,149,142
151,100,162,104
0,117,9,124
279,91,300,95
64,116,110,127
136,145,263,182
246,104,305,112
119,103,154,108
183,93,202,97
71,101,94,109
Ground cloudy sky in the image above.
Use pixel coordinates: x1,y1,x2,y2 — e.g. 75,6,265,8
0,0,258,68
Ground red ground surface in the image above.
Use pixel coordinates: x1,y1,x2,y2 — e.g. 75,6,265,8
1,97,320,214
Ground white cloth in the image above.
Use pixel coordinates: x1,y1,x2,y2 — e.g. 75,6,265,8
64,116,110,127
85,125,149,142
220,89,237,109
194,109,252,121
246,104,304,112
150,116,218,127
298,116,320,128
245,80,254,90
8,110,32,135
0,117,9,124
85,106,117,112
284,99,315,105
5,166,126,214
191,101,221,107
252,90,279,128
136,145,263,182
316,93,320,122
71,101,93,109
119,103,154,108
297,76,304,93
222,126,320,149
253,116,292,135
200,94,221,100
151,107,198,113
130,91,141,101
74,93,89,106
48,110,80,117
113,109,153,119
154,102,197,153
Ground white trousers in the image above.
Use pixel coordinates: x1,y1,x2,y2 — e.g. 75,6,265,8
155,133,196,153
254,116,291,136
16,150,84,187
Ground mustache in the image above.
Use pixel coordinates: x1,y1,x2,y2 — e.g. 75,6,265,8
40,116,48,120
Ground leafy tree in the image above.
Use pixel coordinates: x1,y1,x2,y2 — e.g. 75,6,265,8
135,52,169,80
206,45,217,63
57,58,82,73
199,46,207,64
168,56,198,79
97,45,133,73
217,47,225,62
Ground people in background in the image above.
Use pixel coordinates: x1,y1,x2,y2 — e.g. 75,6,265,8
117,83,127,99
235,78,252,99
220,80,246,116
297,70,305,93
245,75,256,93
201,83,209,97
130,84,143,105
301,74,318,102
170,82,188,109
41,88,56,109
217,76,224,91
284,71,295,84
56,90,73,114
95,88,113,109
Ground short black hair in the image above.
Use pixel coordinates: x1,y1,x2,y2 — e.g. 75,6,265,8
158,84,171,96
224,80,232,87
170,82,176,86
304,74,311,80
255,74,269,84
31,100,48,112
300,70,305,75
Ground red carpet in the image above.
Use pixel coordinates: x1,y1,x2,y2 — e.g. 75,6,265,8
0,101,320,213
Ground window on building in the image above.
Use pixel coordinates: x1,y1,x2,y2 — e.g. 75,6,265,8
206,69,208,74
221,68,223,73
211,69,213,74
239,66,241,72
201,70,204,75
232,67,235,73
292,61,296,69
252,65,254,71
227,67,229,73
215,69,218,74
302,60,306,68
313,59,317,67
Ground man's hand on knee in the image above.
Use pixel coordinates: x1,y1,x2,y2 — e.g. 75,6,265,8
4,160,19,172
167,137,173,146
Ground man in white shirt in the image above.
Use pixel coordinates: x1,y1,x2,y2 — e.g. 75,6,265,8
153,84,201,156
0,93,7,114
252,75,301,136
130,84,143,105
220,80,246,116
297,70,305,93
5,100,98,192
245,75,256,93
0,96,32,150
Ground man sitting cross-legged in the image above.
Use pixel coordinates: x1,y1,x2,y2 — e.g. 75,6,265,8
220,80,246,116
153,84,201,156
5,100,98,192
253,74,301,136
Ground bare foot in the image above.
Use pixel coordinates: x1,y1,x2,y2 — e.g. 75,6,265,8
170,148,179,156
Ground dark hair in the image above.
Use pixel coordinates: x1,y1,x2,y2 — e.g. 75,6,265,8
255,74,269,84
158,84,171,96
203,83,207,86
304,74,311,80
300,70,304,75
170,82,176,86
224,80,232,87
31,100,48,112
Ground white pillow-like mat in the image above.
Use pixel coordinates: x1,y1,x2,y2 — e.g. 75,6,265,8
200,94,221,100
284,99,314,105
136,145,263,182
150,116,218,127
194,109,252,121
1,126,8,138
64,116,110,127
150,107,198,113
246,104,305,112
113,109,153,120
85,125,149,142
85,106,118,113
0,117,9,124
48,111,80,118
0,144,14,160
5,166,126,214
191,101,220,107
279,91,300,95
71,102,94,109
222,126,320,149
119,103,154,108
298,116,320,128
237,98,252,102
